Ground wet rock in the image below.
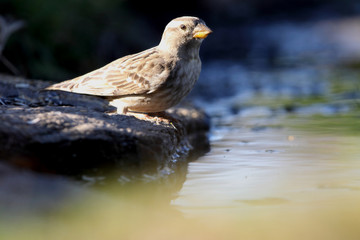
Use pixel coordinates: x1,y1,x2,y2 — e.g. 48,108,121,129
0,74,210,178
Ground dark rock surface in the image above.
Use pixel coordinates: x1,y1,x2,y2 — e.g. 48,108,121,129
0,74,210,179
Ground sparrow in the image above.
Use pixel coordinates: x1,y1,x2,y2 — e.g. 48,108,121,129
46,16,212,114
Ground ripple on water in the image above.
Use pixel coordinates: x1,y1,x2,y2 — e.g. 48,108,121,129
174,115,360,217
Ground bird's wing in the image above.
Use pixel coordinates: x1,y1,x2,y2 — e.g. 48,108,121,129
46,47,168,96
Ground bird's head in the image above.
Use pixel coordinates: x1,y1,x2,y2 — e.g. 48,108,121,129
158,16,212,57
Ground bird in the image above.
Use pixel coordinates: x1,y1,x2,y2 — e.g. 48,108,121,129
45,16,212,114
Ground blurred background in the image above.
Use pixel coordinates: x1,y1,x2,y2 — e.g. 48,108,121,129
1,1,360,239
1,0,360,80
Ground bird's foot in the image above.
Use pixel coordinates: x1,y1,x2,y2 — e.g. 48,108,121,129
127,111,178,127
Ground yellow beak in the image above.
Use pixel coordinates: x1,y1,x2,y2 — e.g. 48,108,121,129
193,25,212,39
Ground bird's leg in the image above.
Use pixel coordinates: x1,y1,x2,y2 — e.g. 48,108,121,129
108,99,176,127
120,107,128,114
108,99,128,114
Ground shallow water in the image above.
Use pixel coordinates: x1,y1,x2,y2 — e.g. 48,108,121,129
174,114,360,218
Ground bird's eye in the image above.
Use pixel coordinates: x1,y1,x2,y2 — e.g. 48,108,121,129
180,24,187,31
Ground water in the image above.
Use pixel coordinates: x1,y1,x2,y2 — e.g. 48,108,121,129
173,115,360,218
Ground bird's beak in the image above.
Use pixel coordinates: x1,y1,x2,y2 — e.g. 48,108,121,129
193,24,212,39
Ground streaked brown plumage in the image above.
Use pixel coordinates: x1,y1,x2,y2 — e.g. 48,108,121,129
46,16,212,114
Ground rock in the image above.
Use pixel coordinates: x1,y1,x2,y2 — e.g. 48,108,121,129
0,74,210,180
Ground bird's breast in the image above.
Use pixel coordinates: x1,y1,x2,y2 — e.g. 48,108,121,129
171,57,201,90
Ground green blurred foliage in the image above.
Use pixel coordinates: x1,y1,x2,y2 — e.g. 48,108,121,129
1,0,157,80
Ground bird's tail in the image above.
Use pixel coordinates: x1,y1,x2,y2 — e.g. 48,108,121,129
44,78,80,92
